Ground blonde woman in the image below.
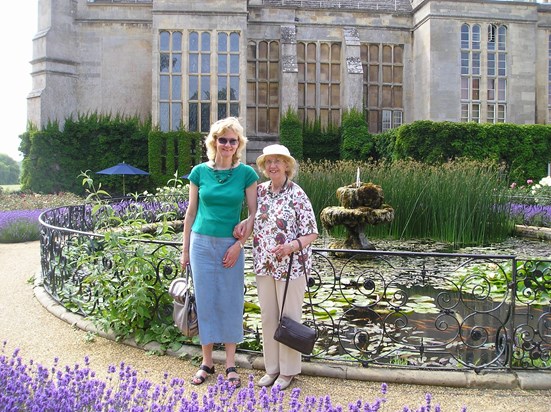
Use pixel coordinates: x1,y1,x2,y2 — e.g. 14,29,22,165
181,117,258,388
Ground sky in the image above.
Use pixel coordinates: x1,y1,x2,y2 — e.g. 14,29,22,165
0,1,37,162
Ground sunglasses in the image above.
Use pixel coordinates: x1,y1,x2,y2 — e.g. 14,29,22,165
217,137,239,146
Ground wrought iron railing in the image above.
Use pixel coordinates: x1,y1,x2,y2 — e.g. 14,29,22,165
39,201,551,371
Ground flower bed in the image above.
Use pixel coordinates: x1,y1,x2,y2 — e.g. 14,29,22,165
0,192,84,243
0,345,460,412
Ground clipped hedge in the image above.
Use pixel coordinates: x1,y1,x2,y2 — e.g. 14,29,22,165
279,108,303,160
373,128,397,161
303,119,341,162
340,108,373,161
148,129,203,188
20,114,204,195
20,114,151,195
394,121,551,183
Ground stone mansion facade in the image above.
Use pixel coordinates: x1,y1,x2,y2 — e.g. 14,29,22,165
29,0,551,160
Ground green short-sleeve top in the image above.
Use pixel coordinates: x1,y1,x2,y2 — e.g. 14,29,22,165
189,162,258,237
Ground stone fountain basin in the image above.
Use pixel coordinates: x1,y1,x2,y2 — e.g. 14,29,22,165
336,182,385,209
320,205,395,228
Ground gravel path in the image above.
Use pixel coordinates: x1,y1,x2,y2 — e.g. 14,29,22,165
1,241,550,411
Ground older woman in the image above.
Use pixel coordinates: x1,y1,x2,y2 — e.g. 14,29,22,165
180,117,258,388
237,144,318,390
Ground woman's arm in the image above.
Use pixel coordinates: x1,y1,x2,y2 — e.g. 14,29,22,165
235,182,258,246
180,182,198,268
276,232,318,257
224,181,258,268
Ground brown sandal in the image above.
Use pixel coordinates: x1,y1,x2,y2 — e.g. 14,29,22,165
191,364,215,385
225,366,241,388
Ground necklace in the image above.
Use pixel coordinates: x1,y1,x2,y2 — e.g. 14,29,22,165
212,162,234,184
269,176,288,196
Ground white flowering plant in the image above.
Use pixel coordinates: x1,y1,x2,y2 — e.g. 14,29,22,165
150,171,190,198
530,176,551,205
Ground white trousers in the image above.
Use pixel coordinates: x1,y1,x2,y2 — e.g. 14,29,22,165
257,275,307,376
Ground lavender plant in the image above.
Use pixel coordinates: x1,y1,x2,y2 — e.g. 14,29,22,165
507,177,551,227
509,203,551,227
0,191,83,243
0,344,463,412
0,210,42,243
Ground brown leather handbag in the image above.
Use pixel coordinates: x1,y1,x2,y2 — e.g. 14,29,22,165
273,241,317,355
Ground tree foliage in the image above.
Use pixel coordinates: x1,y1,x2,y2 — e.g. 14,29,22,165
0,154,20,185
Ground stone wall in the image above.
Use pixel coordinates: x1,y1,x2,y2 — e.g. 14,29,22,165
28,0,551,164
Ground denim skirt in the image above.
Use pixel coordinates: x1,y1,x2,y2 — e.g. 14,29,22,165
189,232,244,345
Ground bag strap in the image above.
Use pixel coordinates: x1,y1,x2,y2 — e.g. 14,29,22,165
279,252,294,321
186,264,193,291
278,239,316,328
296,238,316,328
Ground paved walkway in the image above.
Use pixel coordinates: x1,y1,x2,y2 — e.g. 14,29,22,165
1,241,550,411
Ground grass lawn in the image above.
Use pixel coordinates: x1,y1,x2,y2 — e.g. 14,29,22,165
1,184,21,193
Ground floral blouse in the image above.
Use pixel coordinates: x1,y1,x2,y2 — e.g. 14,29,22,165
253,180,318,281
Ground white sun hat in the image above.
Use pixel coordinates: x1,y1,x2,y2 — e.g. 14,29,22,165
256,144,297,178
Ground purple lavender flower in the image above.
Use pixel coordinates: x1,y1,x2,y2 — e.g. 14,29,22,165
0,345,470,411
509,203,551,227
0,209,43,230
0,209,43,242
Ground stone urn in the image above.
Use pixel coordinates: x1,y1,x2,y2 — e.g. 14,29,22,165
320,182,394,252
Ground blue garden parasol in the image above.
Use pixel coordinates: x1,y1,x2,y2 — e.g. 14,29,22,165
96,162,149,194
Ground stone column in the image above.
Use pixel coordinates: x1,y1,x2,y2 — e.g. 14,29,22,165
28,0,78,129
342,27,363,113
280,25,298,114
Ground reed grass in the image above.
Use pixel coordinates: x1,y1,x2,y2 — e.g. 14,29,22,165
296,159,513,246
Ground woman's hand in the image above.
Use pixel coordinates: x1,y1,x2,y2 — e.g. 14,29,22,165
232,219,247,240
180,250,190,269
223,241,243,268
271,241,295,259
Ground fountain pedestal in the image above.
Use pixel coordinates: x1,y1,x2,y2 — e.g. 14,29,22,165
320,182,394,253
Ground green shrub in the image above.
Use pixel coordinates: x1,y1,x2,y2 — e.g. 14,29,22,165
393,120,551,184
303,118,341,161
21,114,151,195
279,108,303,160
341,108,373,160
148,129,203,188
373,128,397,161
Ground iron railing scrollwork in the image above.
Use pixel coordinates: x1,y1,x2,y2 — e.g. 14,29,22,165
39,201,551,371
